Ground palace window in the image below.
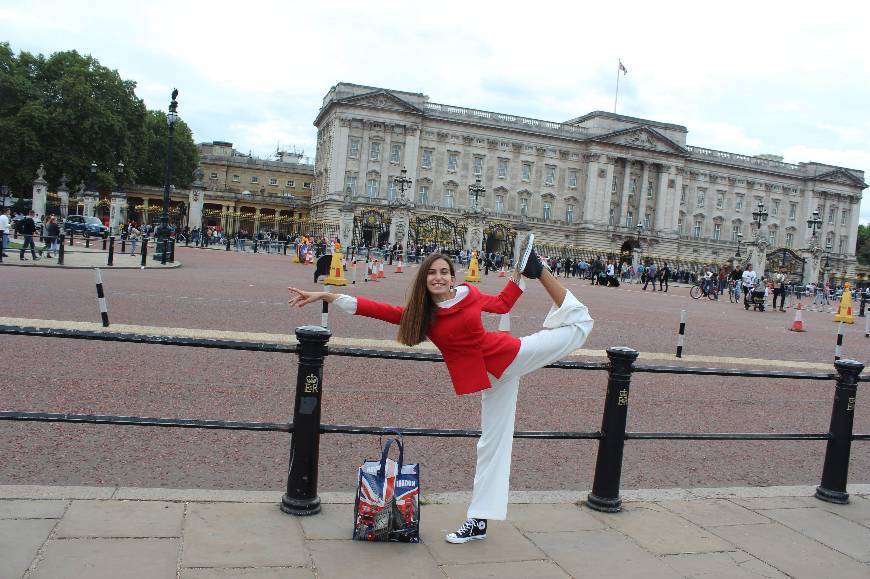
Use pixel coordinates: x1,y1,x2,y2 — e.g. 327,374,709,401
566,204,574,224
568,170,577,188
344,174,357,195
644,213,650,229
232,175,240,182
768,231,776,246
444,188,455,208
828,208,835,223
841,209,848,225
367,178,379,198
693,220,702,238
681,185,687,204
630,177,638,194
713,223,721,240
348,138,360,159
735,194,743,210
542,202,551,221
520,197,528,216
785,232,793,248
250,176,259,184
495,194,504,214
286,180,295,187
626,211,633,228
545,165,556,186
209,172,218,180
421,149,433,169
697,188,706,208
388,180,397,200
647,180,654,198
771,199,779,217
473,156,484,176
609,208,614,226
611,176,618,193
522,162,532,181
677,216,684,234
716,192,724,209
731,225,740,240
269,178,278,186
789,202,797,220
497,158,508,178
448,152,459,172
418,185,429,205
390,144,401,163
370,142,381,161
303,182,311,188
839,237,847,254
826,233,833,250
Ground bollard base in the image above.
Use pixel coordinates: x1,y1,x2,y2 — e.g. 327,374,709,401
814,485,849,504
584,492,622,513
280,493,321,516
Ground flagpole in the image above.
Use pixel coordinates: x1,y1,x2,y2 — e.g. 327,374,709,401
614,59,621,113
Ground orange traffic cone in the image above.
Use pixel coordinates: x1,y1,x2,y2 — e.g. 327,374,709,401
368,262,378,282
498,266,505,278
789,303,805,332
395,258,404,273
377,261,385,279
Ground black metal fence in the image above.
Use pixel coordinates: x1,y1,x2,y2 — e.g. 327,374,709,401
0,323,866,515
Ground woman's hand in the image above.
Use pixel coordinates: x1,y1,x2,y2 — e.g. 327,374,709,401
287,287,331,308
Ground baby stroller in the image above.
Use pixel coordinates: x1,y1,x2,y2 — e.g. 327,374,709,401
744,282,766,311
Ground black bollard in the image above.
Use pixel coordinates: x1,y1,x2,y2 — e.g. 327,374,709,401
69,230,74,246
102,236,107,251
107,236,115,266
226,237,230,251
253,239,258,253
169,239,176,263
121,237,126,254
58,235,65,265
586,346,640,513
283,241,288,255
281,325,332,516
161,239,168,265
141,237,148,267
815,358,865,504
85,232,91,248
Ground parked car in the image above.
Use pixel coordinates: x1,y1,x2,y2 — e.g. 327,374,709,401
63,215,110,238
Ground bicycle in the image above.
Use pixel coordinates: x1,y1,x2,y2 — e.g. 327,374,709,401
690,281,718,300
728,279,741,304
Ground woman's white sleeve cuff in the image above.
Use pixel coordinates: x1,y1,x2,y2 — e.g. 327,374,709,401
333,294,357,314
511,277,526,292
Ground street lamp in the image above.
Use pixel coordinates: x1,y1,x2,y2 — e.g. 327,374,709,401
735,232,743,258
469,178,486,209
393,168,412,201
751,200,769,230
155,88,179,262
806,208,822,240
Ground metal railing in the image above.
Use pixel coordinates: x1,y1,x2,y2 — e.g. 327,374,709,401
0,323,866,515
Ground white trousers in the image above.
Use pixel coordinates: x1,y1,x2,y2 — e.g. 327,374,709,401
467,290,594,520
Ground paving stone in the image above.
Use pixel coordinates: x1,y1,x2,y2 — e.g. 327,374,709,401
528,529,681,578
0,485,115,500
0,499,67,519
762,507,870,562
658,499,770,527
814,494,870,526
182,568,314,579
441,559,570,578
308,539,442,579
730,496,820,510
509,503,605,533
592,502,732,555
418,504,546,565
0,519,56,579
712,522,870,578
661,551,789,578
181,503,308,568
114,487,280,503
55,500,183,538
31,538,179,579
298,503,353,539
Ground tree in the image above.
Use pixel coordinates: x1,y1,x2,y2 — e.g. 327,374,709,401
135,110,198,189
857,223,869,266
0,42,197,198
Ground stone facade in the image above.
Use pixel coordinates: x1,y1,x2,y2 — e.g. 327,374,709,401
311,82,866,281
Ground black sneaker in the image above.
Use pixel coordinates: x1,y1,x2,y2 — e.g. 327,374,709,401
446,518,487,544
514,233,546,279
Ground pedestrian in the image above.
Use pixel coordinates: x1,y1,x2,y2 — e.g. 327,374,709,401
741,264,757,299
43,215,60,258
772,266,787,311
288,233,593,545
129,225,141,255
0,207,11,258
17,210,40,261
659,262,670,292
643,260,657,291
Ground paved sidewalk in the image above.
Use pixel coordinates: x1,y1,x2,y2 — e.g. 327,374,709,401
2,484,868,578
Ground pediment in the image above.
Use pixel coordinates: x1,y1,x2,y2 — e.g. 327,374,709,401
815,168,866,188
338,90,423,115
595,127,688,155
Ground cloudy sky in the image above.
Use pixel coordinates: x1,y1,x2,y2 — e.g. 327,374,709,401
3,0,868,223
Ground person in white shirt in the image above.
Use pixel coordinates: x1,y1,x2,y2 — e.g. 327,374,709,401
741,264,757,299
0,208,10,258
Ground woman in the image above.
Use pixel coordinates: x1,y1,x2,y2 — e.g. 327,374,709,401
288,234,594,544
43,215,60,258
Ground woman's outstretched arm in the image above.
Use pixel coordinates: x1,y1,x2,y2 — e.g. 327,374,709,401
287,287,404,325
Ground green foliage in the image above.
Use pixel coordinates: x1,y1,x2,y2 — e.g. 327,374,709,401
857,223,870,265
0,42,198,197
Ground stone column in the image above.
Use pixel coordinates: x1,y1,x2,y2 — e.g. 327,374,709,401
653,164,671,232
339,198,356,250
109,192,126,233
58,176,69,218
464,212,485,253
330,118,351,199
602,156,617,226
388,205,411,260
582,153,601,225
31,164,48,217
403,125,421,202
637,162,650,229
846,200,860,257
83,188,98,218
142,198,149,224
253,207,261,234
670,168,684,236
188,190,204,231
619,158,633,227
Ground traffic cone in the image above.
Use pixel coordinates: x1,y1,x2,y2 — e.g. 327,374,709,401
464,251,481,283
324,251,348,286
789,303,805,332
498,266,505,278
377,261,385,279
395,258,404,273
833,282,855,324
369,261,378,282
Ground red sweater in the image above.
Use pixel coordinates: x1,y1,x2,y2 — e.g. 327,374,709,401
354,282,523,395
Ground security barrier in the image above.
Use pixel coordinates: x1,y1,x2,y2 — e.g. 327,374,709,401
0,323,866,515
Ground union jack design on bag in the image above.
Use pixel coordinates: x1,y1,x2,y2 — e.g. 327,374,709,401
353,435,420,542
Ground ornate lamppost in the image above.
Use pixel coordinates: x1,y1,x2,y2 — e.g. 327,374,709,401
735,232,743,258
463,178,487,256
154,89,179,261
750,200,769,273
802,207,823,285
390,168,413,261
82,162,99,218
633,223,644,268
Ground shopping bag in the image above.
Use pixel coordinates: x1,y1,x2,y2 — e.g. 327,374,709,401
353,435,420,542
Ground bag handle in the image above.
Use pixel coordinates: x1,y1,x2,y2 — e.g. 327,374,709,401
377,434,404,480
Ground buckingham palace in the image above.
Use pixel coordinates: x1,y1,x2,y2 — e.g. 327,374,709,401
310,82,866,284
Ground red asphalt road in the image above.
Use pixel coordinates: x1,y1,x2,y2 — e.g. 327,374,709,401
1,246,867,495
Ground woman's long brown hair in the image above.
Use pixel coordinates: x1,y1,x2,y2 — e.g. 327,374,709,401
397,253,455,346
